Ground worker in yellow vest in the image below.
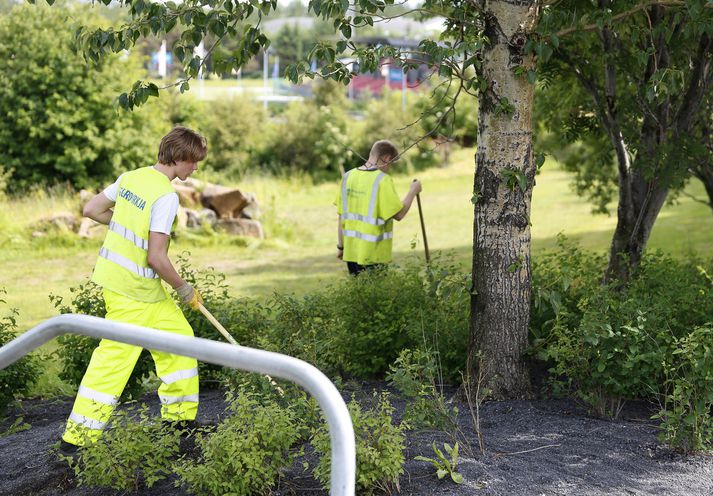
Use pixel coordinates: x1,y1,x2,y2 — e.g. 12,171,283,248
59,126,207,456
336,140,422,275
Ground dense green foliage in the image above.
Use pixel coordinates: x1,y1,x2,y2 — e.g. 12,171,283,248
655,324,713,452
0,292,40,416
177,392,301,495
68,406,182,492
0,5,167,191
312,393,406,495
227,260,470,380
532,239,713,448
387,348,457,431
199,97,268,178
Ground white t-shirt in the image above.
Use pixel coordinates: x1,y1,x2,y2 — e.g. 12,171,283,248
102,169,179,235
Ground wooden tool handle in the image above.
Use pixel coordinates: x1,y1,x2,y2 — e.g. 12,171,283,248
198,304,238,345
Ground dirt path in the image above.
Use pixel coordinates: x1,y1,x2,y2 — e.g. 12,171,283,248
1,385,711,496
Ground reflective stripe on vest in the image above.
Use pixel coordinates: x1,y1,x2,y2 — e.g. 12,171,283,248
343,229,394,243
160,367,199,385
78,385,118,406
69,411,106,431
341,170,388,228
99,247,158,279
109,220,149,250
159,393,200,405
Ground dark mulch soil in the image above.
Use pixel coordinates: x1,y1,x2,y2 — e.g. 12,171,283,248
1,381,711,496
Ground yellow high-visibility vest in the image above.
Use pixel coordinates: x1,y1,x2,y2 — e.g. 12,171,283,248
337,168,403,265
91,166,175,302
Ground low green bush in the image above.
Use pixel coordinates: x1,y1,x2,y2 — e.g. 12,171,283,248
387,348,457,430
533,239,713,449
654,324,713,452
0,292,40,416
312,393,406,495
68,405,183,492
177,392,301,495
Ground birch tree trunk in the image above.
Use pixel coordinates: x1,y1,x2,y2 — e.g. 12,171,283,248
468,1,539,399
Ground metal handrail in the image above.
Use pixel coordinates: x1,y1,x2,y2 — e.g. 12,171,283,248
0,314,356,495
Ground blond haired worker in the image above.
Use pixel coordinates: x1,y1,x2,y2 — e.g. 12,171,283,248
336,140,422,275
60,126,207,455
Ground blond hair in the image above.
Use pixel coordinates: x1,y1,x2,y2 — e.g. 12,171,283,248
157,126,207,165
369,140,399,163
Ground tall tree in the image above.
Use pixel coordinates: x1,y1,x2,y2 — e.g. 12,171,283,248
53,0,555,398
536,1,713,282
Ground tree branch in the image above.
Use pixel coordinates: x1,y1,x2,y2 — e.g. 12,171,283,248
556,0,709,37
674,33,713,133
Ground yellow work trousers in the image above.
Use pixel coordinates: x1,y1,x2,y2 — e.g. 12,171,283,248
62,289,199,446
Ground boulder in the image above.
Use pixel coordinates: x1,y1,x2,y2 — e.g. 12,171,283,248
201,185,249,219
35,211,79,232
217,218,264,239
174,184,202,209
198,208,218,228
239,192,261,220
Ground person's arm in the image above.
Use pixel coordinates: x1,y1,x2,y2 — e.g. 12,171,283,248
83,193,115,225
393,180,422,221
147,232,186,289
337,215,344,259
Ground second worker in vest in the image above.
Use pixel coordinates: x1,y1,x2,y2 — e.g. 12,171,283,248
336,140,422,275
59,126,207,456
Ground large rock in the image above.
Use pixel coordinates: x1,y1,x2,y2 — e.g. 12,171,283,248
217,218,264,239
35,211,79,232
174,184,202,209
239,192,261,220
183,208,218,229
201,185,249,219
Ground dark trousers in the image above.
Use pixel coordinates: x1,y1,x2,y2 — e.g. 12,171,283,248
346,261,385,276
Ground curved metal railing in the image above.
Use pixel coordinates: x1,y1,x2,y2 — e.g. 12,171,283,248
0,314,356,495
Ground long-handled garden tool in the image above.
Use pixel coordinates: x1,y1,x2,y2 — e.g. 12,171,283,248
414,180,431,264
198,303,284,395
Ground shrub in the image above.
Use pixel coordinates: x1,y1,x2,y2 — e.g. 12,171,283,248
177,392,301,495
0,4,165,191
312,393,406,495
261,292,341,375
654,324,713,452
68,405,182,492
254,102,352,180
328,266,426,377
387,348,457,430
200,97,268,179
534,241,713,422
0,292,40,416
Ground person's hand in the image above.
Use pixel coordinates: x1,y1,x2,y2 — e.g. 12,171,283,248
176,283,203,310
410,179,422,195
336,245,344,260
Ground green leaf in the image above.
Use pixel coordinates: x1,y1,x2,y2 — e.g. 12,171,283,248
436,468,447,480
451,471,464,484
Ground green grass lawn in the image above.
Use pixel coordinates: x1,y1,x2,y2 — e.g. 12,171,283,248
2,147,712,334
